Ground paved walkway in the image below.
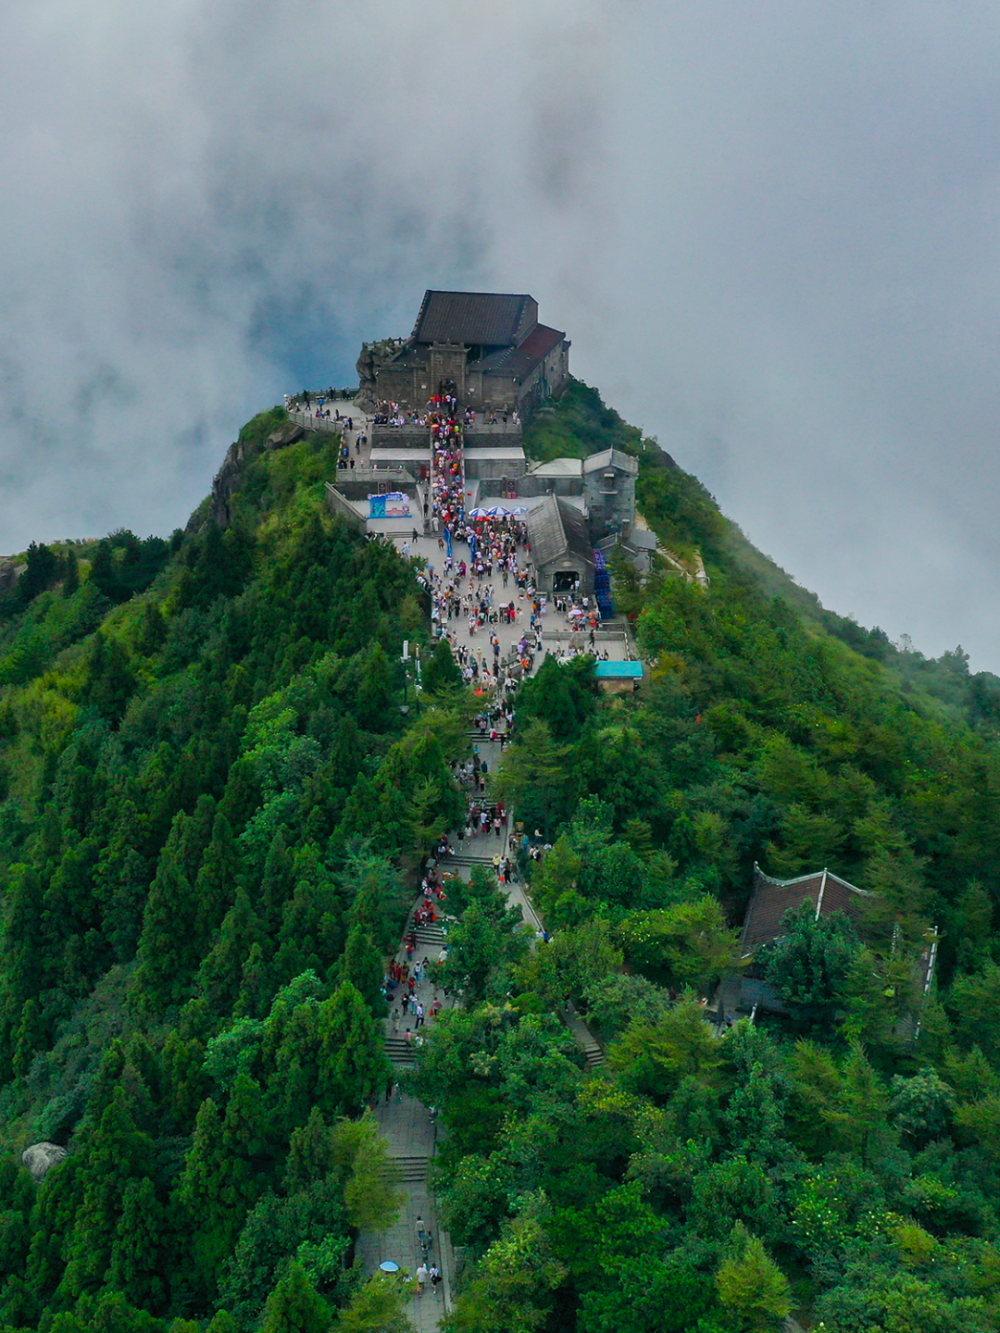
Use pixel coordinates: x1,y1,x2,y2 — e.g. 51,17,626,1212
355,905,457,1330
355,1091,450,1331
354,459,626,1327
451,733,606,1068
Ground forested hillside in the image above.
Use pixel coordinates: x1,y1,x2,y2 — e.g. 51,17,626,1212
418,385,1000,1332
0,415,469,1331
0,384,998,1331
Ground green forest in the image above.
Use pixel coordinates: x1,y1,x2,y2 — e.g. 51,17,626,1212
0,383,996,1330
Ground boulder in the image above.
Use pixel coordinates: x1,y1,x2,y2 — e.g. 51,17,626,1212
266,422,305,450
22,1142,66,1182
0,559,19,592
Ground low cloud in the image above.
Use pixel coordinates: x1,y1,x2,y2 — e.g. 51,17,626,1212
2,2,1000,666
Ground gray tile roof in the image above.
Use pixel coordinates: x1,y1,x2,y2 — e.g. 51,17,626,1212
741,864,872,953
413,291,536,347
582,448,639,475
526,495,596,569
529,458,583,477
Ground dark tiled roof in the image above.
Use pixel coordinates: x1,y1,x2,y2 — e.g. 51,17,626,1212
740,864,872,952
477,324,566,381
413,291,536,347
517,322,565,360
526,496,596,569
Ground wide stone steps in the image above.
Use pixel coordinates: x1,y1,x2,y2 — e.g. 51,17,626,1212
385,1036,418,1065
446,850,499,867
411,924,448,947
389,1154,432,1184
581,1044,606,1070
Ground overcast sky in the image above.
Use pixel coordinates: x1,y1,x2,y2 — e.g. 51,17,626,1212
3,2,1000,666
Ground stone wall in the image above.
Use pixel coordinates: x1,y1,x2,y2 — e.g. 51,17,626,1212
535,554,595,599
324,483,367,533
370,426,428,450
583,466,636,542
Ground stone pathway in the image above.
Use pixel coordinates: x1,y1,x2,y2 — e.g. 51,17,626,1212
356,515,628,1328
356,1092,451,1332
355,902,457,1330
452,734,607,1066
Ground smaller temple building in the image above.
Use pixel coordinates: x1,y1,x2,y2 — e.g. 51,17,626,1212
716,864,938,1023
525,495,596,598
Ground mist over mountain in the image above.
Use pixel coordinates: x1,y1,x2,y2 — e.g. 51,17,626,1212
4,4,1000,664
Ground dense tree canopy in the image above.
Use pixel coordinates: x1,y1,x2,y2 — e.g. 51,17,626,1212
0,386,998,1330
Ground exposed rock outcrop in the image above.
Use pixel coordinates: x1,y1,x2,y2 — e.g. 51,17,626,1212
356,339,401,412
205,422,306,529
22,1142,66,1181
0,559,19,593
266,422,305,450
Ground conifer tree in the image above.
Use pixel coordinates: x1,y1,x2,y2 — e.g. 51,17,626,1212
336,924,386,1017
197,889,263,1015
58,1089,156,1303
423,636,463,693
284,1108,335,1194
317,982,391,1117
137,599,166,655
259,1261,331,1333
94,797,152,963
133,812,201,1013
259,829,295,928
177,1077,267,1304
107,1176,166,1312
715,1226,791,1331
355,644,393,732
62,548,79,596
194,814,241,951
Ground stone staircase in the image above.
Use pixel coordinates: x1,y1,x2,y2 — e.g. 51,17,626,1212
562,1005,606,1071
411,922,449,950
385,1035,418,1066
447,849,496,868
390,1153,432,1185
578,1036,606,1071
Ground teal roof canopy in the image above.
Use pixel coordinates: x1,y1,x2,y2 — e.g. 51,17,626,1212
593,660,643,679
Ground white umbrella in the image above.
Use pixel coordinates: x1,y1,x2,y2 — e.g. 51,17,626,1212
511,506,527,515
485,505,510,517
469,507,490,518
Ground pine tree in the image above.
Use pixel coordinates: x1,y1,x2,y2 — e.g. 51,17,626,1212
284,1108,335,1194
197,889,263,1016
423,637,463,693
94,797,152,963
336,924,386,1017
356,644,394,732
194,814,240,950
317,982,392,1118
177,1079,267,1305
107,1176,166,1312
62,549,79,596
259,829,295,928
57,1089,156,1303
137,600,166,655
259,1262,331,1333
82,633,136,724
133,812,201,1013
715,1226,791,1330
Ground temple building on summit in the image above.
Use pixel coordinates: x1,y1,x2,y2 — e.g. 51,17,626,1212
357,290,570,419
341,289,644,606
